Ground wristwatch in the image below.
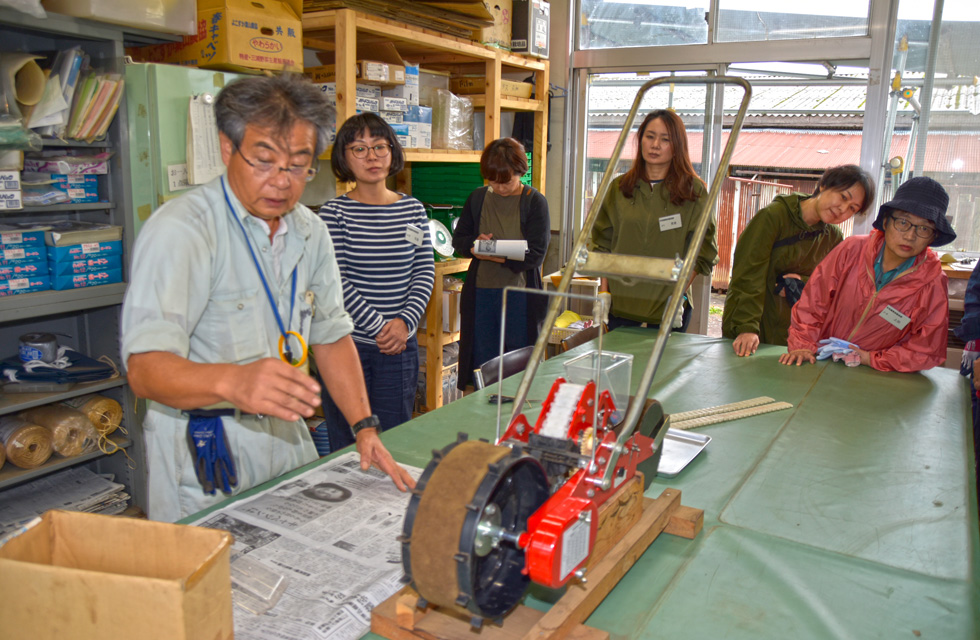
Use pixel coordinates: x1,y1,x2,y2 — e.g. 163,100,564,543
350,414,380,437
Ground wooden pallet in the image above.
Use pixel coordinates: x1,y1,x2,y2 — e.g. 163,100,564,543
372,481,702,640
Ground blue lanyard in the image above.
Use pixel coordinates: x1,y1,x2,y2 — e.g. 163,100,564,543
221,177,299,361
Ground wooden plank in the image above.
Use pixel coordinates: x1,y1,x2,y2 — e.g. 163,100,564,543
372,589,609,640
664,505,704,539
520,489,683,640
584,476,644,571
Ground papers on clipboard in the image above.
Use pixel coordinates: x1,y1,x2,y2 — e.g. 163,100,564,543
186,93,224,185
473,238,528,261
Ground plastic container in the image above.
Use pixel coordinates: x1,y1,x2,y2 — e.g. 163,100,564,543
563,350,633,423
41,0,197,36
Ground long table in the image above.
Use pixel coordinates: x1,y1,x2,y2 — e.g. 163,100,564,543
193,329,980,639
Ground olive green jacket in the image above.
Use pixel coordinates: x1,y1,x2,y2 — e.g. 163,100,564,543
721,193,843,345
591,177,718,324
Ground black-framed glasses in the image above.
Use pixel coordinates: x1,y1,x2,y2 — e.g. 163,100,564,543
346,143,391,159
890,216,935,239
234,144,318,182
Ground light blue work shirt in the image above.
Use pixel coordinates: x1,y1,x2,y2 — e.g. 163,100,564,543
121,176,354,522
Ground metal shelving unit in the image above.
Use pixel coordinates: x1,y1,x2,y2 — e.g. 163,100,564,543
0,7,164,509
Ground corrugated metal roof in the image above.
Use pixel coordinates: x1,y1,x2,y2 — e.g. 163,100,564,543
587,129,980,172
588,78,980,116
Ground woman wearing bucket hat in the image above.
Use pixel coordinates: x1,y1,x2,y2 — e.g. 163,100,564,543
780,176,955,372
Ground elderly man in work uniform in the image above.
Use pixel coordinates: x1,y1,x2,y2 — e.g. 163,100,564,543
121,74,414,522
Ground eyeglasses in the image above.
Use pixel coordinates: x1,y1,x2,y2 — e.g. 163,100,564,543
234,145,318,182
346,143,391,159
890,216,935,239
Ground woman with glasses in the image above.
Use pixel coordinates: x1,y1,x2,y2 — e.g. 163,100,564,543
723,165,875,356
591,109,718,332
780,177,956,372
318,113,434,445
453,137,550,391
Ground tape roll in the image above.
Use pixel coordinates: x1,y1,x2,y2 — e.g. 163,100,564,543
62,394,123,437
428,218,454,258
19,405,99,458
0,416,54,469
19,332,58,363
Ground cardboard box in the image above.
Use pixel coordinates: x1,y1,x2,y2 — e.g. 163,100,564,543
132,0,303,72
309,43,407,86
0,170,20,190
1,229,44,250
0,190,22,210
380,96,408,112
0,274,51,295
0,510,232,639
450,76,534,99
512,0,549,58
404,106,433,149
1,246,45,266
314,82,381,101
47,240,123,263
48,253,123,276
51,267,123,290
379,111,404,125
473,0,512,48
41,0,197,35
0,262,47,280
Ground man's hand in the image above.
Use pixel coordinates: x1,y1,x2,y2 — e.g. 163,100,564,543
355,428,416,491
473,233,506,263
732,332,760,356
779,349,816,366
376,318,409,355
219,358,321,421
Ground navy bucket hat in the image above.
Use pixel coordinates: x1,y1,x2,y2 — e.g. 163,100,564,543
872,176,956,247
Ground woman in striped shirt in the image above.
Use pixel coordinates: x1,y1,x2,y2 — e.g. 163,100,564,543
318,113,434,447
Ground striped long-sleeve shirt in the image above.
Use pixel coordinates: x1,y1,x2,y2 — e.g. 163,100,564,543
318,194,435,345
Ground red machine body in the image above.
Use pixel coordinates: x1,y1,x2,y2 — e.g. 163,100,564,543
498,378,658,589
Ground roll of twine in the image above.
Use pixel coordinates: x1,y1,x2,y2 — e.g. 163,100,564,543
18,332,59,363
0,416,54,469
0,436,5,470
62,395,123,437
19,405,99,458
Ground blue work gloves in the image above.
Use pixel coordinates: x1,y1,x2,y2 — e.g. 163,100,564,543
816,337,862,367
187,415,238,495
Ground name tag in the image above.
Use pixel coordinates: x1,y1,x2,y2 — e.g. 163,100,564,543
405,224,424,246
659,213,682,232
879,305,911,330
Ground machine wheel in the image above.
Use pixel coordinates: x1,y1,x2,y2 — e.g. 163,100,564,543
401,434,550,621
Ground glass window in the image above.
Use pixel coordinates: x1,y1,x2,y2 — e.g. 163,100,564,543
579,0,709,49
886,0,980,253
715,1,870,43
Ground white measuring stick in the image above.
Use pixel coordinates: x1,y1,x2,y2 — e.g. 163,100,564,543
670,401,794,431
669,396,776,423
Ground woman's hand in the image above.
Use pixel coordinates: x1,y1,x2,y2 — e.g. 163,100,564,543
376,318,409,355
974,359,980,391
779,349,816,366
732,332,760,356
472,233,506,263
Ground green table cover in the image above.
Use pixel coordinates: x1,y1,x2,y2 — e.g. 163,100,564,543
188,329,980,639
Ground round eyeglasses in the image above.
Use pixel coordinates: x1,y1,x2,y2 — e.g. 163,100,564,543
346,143,391,159
234,145,318,182
889,216,935,239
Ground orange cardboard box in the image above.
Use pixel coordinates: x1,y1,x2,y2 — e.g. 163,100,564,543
133,0,303,72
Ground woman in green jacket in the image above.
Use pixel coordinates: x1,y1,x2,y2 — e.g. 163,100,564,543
722,164,875,355
591,109,718,331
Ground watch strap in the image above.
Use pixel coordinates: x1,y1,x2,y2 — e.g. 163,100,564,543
350,414,380,436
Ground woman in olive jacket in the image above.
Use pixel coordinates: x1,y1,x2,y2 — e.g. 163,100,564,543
453,138,550,391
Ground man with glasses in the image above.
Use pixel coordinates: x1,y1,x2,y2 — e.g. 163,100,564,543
121,75,414,522
780,177,956,372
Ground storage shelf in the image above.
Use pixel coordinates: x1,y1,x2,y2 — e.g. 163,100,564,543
0,433,133,491
40,138,112,149
13,202,114,215
0,376,127,416
418,330,461,348
405,150,482,163
0,282,126,322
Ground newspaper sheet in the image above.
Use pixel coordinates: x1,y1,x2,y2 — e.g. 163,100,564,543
191,452,424,640
0,466,128,537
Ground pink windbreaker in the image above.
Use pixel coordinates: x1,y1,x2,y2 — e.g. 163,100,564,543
787,230,949,372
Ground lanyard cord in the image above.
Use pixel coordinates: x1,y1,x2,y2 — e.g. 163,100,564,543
221,177,298,361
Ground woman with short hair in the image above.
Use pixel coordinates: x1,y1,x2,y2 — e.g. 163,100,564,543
453,137,550,391
780,176,955,372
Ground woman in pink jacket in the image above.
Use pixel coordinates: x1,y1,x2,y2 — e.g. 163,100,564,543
780,177,956,372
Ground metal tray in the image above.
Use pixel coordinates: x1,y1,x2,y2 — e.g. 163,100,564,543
657,428,711,477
